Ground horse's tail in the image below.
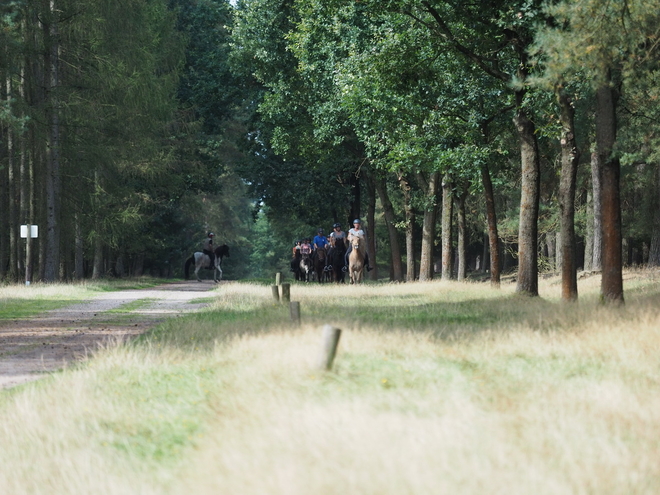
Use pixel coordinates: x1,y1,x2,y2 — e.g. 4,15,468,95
184,255,194,280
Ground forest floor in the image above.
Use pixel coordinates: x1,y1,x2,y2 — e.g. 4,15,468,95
0,280,219,389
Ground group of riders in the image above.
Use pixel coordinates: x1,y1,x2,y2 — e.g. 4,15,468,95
291,219,373,282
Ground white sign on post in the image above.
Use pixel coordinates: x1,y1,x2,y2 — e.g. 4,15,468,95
20,225,38,238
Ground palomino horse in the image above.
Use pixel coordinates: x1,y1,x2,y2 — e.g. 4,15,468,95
184,244,230,282
347,232,365,284
312,247,328,283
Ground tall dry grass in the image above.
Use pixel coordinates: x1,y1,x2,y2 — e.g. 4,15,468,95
0,271,659,494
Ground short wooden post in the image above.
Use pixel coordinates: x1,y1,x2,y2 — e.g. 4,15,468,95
290,301,301,326
281,283,291,303
318,325,342,371
275,272,281,286
271,285,280,302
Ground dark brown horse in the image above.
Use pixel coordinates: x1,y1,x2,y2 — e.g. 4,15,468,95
312,247,328,283
326,238,347,283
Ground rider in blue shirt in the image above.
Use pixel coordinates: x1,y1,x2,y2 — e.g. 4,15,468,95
313,228,328,251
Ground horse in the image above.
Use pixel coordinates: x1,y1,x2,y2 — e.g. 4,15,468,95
347,232,365,284
184,244,230,282
326,238,347,283
312,247,327,283
299,253,313,282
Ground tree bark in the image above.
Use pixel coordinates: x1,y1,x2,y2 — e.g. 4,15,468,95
375,175,403,281
399,174,416,281
514,103,541,296
557,90,580,300
44,0,61,281
364,172,379,281
481,162,500,287
441,176,453,281
596,78,623,304
648,164,660,266
417,171,440,281
591,151,603,272
584,190,594,272
456,189,468,281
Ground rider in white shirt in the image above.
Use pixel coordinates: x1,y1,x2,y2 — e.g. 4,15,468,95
345,219,373,272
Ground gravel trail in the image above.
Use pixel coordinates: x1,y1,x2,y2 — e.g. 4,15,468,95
0,280,219,389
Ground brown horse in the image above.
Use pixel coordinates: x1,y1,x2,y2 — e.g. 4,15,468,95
347,232,365,284
312,247,328,283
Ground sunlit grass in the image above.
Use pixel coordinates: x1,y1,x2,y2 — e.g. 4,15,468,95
0,270,659,493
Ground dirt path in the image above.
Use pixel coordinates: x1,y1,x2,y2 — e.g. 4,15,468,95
0,280,220,389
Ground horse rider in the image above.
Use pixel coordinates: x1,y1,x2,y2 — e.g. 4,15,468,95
202,232,215,268
301,238,313,256
329,222,347,248
313,228,328,251
292,239,302,258
345,218,373,272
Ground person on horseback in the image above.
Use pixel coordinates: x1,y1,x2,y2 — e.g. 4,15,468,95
202,232,215,269
301,238,312,256
329,223,346,248
313,228,328,251
292,239,302,257
345,219,373,272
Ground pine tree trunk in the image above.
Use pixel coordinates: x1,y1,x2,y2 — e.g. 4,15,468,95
558,90,579,300
648,164,660,266
7,75,19,282
44,0,61,281
399,174,416,281
441,176,453,281
74,212,84,278
596,79,623,304
364,172,378,281
514,105,541,296
481,163,500,287
417,171,440,281
375,176,403,281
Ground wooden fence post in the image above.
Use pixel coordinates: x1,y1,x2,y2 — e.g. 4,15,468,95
271,285,280,302
275,272,281,286
318,325,342,371
290,301,301,326
281,283,291,303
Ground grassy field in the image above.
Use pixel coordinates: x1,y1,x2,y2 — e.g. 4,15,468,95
1,271,660,494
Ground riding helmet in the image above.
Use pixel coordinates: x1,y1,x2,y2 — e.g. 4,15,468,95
353,218,361,224
208,232,215,237
333,223,341,229
318,228,324,233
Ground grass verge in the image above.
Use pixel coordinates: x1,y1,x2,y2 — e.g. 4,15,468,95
0,271,659,494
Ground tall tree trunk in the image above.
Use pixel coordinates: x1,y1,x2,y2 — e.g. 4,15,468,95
441,176,453,281
44,0,61,281
481,163,500,287
375,175,403,281
596,77,623,304
648,164,660,266
557,90,580,300
417,171,440,281
399,174,416,281
456,189,468,281
591,151,603,271
364,172,378,281
584,189,594,272
74,212,84,279
7,75,19,281
514,101,541,296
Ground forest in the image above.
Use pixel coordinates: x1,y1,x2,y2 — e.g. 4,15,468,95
1,0,660,303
